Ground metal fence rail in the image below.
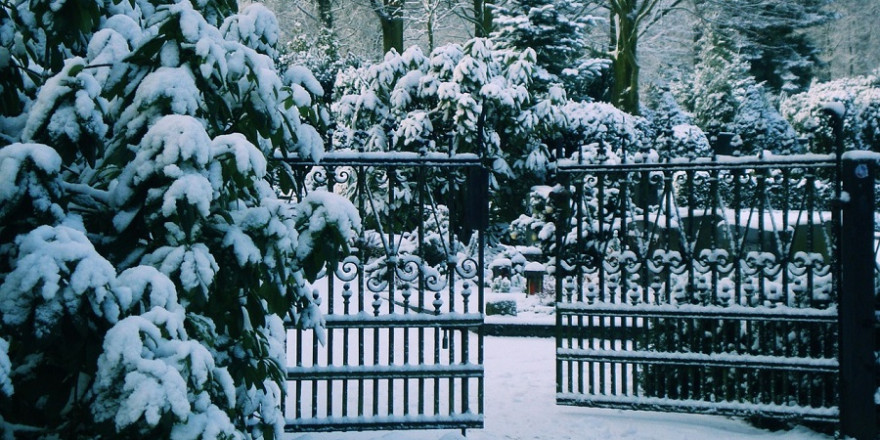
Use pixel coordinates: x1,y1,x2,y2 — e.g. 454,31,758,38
554,156,842,422
279,151,486,433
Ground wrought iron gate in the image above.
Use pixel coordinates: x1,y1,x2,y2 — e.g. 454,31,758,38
554,154,845,421
281,151,486,432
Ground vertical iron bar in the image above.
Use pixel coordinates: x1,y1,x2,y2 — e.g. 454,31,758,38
418,167,426,416
575,172,585,395
311,328,319,418
387,168,396,417
296,328,303,420
447,167,456,416
373,326,379,416
325,164,336,420
434,326,441,415
357,165,366,418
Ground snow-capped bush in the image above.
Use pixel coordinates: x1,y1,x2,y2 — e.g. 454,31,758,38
657,124,712,160
332,39,539,163
781,73,880,152
91,308,238,437
560,101,655,163
507,185,557,250
0,0,355,438
332,39,551,223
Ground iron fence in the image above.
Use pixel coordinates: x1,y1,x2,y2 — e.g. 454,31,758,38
279,151,486,433
554,155,844,422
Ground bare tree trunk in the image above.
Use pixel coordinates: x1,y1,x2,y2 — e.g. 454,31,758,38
372,0,404,54
473,0,492,37
427,9,435,51
610,4,640,114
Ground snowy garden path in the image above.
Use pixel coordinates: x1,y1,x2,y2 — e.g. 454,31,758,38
289,336,832,440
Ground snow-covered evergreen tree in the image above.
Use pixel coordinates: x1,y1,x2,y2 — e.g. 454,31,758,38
643,84,712,160
0,0,358,438
676,32,800,155
489,0,607,98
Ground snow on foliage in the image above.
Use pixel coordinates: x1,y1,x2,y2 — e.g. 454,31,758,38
92,307,237,438
0,143,64,220
489,0,607,100
294,190,362,281
333,40,538,160
0,226,120,333
331,38,701,223
221,3,280,60
0,0,355,437
673,32,801,156
781,73,880,153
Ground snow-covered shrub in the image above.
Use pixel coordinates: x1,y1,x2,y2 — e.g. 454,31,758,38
0,0,356,438
781,73,880,152
0,337,10,398
332,40,538,159
281,25,362,109
644,84,712,160
656,124,712,160
732,84,802,155
560,101,652,163
675,32,800,156
507,185,556,251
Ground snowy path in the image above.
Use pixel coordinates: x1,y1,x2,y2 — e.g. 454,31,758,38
289,336,832,440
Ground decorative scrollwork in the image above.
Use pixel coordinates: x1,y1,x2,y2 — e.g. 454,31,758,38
334,255,361,282
790,251,827,273
395,255,421,283
696,248,733,274
648,170,665,186
310,168,329,187
742,251,781,278
456,257,479,279
366,271,388,293
334,168,354,185
648,249,684,273
423,265,447,292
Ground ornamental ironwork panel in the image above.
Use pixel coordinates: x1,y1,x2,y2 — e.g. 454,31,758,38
554,156,842,422
280,152,486,433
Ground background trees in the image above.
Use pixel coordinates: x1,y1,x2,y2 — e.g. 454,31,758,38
692,0,834,94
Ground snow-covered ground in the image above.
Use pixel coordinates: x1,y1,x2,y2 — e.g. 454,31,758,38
288,335,832,440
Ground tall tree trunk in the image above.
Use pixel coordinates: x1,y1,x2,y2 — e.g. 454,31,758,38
610,6,640,115
473,0,492,37
371,0,404,54
381,14,403,53
427,9,435,51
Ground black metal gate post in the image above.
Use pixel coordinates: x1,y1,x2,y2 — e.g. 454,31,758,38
839,157,877,440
